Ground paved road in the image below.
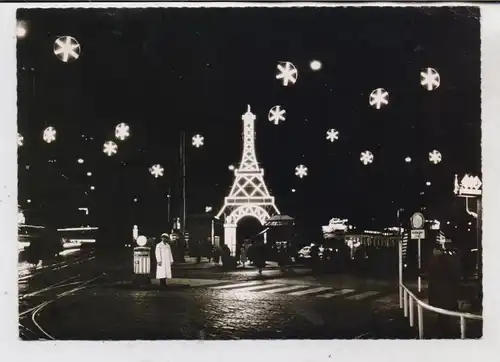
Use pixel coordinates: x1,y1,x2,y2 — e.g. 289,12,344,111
20,249,481,340
17,249,418,340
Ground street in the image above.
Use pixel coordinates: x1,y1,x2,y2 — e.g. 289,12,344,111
18,249,414,340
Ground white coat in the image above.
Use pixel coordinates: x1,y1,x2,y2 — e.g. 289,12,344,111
155,241,173,279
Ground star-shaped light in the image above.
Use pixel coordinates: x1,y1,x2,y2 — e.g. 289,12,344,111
326,129,339,143
268,105,286,125
115,123,130,141
276,61,298,86
192,134,204,148
17,133,24,147
103,141,118,156
53,36,81,63
420,68,440,91
369,88,389,110
42,126,57,143
429,150,442,164
150,164,164,178
295,165,308,178
360,151,374,165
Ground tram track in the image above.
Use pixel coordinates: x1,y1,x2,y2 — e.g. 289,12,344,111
20,273,106,340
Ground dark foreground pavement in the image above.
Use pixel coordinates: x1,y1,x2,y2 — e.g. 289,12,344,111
17,249,481,340
28,280,415,340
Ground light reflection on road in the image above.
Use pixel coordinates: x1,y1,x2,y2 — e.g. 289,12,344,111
18,248,94,282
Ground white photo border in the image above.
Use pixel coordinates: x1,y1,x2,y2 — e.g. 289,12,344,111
1,2,499,361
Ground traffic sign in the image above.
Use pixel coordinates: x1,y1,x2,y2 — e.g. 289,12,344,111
410,212,425,229
411,229,425,240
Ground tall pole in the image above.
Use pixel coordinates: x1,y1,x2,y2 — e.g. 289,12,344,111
167,188,171,228
477,197,482,284
181,131,186,235
397,208,403,308
417,238,422,292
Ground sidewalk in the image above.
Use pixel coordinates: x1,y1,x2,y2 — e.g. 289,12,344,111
173,257,283,270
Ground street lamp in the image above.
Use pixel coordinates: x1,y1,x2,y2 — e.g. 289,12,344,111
310,60,322,71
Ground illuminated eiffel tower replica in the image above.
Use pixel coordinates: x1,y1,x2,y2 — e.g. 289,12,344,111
216,105,280,255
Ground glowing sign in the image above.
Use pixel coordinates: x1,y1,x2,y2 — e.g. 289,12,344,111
454,174,482,196
136,235,147,247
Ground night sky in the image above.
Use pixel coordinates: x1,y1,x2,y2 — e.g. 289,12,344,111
17,6,481,240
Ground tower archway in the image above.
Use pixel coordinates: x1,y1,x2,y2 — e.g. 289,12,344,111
223,205,271,256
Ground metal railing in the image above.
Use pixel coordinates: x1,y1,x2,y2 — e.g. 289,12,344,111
400,283,482,339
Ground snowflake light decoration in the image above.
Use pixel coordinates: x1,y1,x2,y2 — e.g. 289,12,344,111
103,141,118,156
192,134,204,148
17,133,24,147
115,123,130,141
369,88,389,110
295,165,308,178
420,68,440,91
429,150,442,164
360,151,374,165
53,36,81,63
150,164,164,178
43,126,57,143
326,129,339,143
276,61,298,86
268,105,286,125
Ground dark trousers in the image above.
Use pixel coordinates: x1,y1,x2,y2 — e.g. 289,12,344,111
159,278,167,286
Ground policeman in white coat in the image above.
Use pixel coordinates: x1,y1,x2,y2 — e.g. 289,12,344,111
155,233,174,286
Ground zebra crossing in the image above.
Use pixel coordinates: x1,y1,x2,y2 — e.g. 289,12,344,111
208,280,390,301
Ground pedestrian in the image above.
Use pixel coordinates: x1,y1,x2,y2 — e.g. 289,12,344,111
155,233,174,287
240,243,248,268
428,246,461,338
253,241,266,275
310,244,320,274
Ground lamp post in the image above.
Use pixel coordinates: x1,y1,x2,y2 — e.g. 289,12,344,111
454,174,482,282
